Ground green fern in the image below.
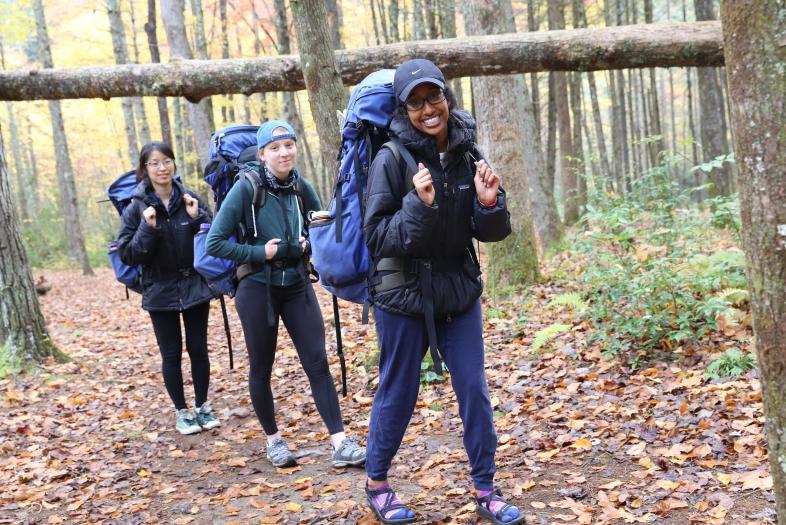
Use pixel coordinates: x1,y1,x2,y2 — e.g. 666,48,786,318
548,292,589,312
532,323,571,351
716,288,749,306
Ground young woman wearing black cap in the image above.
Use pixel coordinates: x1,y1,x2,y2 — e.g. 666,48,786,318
362,59,524,525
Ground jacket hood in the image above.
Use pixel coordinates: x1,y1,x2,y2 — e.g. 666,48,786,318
389,109,477,157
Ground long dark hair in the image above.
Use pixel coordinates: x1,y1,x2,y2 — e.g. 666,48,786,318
136,142,176,183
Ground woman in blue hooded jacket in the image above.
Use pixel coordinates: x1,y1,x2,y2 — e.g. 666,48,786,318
362,60,523,525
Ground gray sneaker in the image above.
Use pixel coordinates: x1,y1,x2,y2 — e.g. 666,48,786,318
332,437,366,467
266,438,297,468
175,408,202,435
195,403,220,430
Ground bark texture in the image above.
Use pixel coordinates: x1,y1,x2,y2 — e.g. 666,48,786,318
290,0,349,189
0,125,65,367
0,22,724,101
720,1,786,518
465,0,540,287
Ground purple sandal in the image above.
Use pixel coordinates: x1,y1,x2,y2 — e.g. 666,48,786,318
365,484,416,524
475,489,525,525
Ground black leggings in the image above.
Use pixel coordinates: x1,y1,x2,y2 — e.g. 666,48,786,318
149,301,211,410
234,278,343,436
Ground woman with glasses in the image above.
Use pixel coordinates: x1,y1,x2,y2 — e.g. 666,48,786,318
116,141,220,435
362,59,522,525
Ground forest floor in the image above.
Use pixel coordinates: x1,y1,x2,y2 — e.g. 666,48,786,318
0,267,776,525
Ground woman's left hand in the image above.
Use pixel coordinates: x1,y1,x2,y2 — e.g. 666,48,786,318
474,160,500,207
183,194,199,219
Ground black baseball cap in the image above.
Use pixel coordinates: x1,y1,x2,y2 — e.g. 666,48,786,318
393,58,446,103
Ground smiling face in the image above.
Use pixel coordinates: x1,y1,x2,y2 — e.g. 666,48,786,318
258,127,298,179
404,82,449,151
144,148,175,189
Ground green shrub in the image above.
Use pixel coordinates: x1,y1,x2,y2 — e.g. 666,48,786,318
704,348,755,381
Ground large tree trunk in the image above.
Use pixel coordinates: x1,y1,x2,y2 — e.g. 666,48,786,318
0,22,725,102
465,0,539,287
695,0,732,197
144,0,172,145
0,125,66,367
106,0,140,163
160,0,213,172
290,0,349,197
720,0,786,518
32,0,93,276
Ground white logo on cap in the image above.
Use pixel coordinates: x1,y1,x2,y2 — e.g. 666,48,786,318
411,68,422,75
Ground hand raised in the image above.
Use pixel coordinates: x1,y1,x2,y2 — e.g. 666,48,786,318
473,160,500,207
183,193,199,219
142,206,157,227
413,162,436,206
265,238,281,260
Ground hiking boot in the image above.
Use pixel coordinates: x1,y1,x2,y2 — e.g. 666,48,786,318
195,403,221,430
175,408,202,435
266,438,297,468
332,437,366,467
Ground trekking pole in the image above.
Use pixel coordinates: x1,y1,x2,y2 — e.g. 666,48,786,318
219,296,234,370
332,295,348,397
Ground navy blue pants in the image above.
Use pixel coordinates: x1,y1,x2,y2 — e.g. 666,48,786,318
365,300,497,490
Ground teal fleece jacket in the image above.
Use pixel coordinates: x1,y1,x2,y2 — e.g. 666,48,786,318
205,168,321,286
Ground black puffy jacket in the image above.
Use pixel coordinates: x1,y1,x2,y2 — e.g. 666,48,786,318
117,179,215,312
363,110,511,318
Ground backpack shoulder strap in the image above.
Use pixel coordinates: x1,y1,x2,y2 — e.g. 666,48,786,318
292,178,305,217
382,138,417,194
238,167,266,243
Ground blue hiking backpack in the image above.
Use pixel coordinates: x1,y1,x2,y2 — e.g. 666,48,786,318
107,169,143,294
309,70,419,395
309,69,416,305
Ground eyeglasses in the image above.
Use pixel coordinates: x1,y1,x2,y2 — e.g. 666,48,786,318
146,159,174,169
404,90,446,112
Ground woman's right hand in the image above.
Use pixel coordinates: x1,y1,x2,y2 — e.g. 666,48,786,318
413,163,435,206
265,238,281,260
143,206,157,227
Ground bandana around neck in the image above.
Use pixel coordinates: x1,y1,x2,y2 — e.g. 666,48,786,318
263,164,296,190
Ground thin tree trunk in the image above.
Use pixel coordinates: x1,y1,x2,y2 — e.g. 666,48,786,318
188,0,215,130
438,0,463,108
235,20,251,124
161,0,213,172
569,71,586,211
425,0,438,39
274,0,318,195
369,0,382,46
172,97,185,169
465,0,540,286
694,0,732,197
721,1,786,518
0,125,66,367
127,0,151,144
32,0,93,275
528,0,541,141
546,73,558,201
376,0,390,44
24,116,39,207
3,103,29,222
413,0,426,40
325,0,344,49
627,70,641,175
549,0,578,223
289,0,348,201
106,0,140,163
144,0,172,145
388,0,400,42
219,0,234,125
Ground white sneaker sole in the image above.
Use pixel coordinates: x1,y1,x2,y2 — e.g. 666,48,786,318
177,425,202,435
